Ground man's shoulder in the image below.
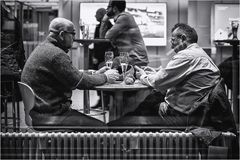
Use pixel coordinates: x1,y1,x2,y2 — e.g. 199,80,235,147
116,12,133,21
35,41,65,57
177,44,204,58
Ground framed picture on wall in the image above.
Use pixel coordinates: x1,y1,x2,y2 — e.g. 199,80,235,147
213,4,240,41
80,2,167,46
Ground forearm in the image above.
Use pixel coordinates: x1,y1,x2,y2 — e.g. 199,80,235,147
140,74,155,87
76,73,107,89
99,20,110,38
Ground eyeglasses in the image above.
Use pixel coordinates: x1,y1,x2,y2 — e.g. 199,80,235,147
170,37,178,42
170,34,186,42
63,30,76,36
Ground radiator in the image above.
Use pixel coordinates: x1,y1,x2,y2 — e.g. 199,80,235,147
1,131,235,159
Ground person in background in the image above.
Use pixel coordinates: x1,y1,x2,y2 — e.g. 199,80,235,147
92,8,113,70
21,17,119,131
100,0,149,67
91,8,113,109
108,23,226,130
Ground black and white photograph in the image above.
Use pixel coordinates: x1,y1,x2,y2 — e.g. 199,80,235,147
1,0,239,159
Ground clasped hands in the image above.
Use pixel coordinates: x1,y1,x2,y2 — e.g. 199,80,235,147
96,66,120,83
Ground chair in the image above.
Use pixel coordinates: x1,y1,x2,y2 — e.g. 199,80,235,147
206,79,237,134
18,82,105,130
17,82,35,129
18,82,64,158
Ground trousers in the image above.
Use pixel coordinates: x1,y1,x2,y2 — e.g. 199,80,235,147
30,108,107,132
108,90,204,130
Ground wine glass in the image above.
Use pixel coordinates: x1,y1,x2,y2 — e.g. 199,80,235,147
105,51,114,68
119,52,129,80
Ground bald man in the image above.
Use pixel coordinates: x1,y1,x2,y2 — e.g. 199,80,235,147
21,17,119,131
92,8,113,69
91,8,113,109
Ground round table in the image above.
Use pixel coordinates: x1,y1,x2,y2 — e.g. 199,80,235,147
94,81,152,121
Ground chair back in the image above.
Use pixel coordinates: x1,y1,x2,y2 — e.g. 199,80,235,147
18,82,35,127
208,79,237,134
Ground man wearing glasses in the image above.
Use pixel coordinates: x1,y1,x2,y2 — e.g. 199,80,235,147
21,17,119,131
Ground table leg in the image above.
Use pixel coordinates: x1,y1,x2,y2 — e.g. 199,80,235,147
110,91,123,121
109,89,151,122
83,90,90,114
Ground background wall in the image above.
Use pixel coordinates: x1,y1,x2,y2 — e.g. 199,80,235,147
33,0,239,69
188,0,240,65
58,0,188,69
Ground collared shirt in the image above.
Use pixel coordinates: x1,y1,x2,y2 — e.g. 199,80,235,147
140,43,220,114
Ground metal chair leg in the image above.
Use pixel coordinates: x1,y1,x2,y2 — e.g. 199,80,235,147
100,91,106,123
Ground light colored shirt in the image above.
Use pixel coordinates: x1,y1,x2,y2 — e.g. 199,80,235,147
140,43,220,114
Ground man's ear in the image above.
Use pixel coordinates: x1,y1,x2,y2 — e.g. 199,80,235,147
59,31,64,40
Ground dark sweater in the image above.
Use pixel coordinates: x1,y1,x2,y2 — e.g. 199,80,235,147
21,35,107,115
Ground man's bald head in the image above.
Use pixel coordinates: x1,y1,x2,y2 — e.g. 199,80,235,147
48,17,75,50
49,17,75,34
96,8,106,17
95,8,107,22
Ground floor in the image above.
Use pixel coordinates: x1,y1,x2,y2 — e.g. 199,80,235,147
1,90,109,132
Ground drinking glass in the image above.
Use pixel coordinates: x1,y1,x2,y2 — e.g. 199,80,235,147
119,52,129,80
105,51,114,68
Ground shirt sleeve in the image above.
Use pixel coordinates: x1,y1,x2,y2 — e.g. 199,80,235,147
140,54,192,92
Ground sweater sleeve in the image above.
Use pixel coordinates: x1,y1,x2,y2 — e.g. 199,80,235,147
52,53,107,90
51,53,83,89
76,73,107,89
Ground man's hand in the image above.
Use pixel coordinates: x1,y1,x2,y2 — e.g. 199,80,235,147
92,57,98,65
143,66,157,75
104,69,120,83
134,65,146,79
96,66,110,74
102,14,110,22
158,102,168,117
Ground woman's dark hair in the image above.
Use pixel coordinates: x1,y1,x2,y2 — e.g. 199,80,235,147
110,0,126,12
172,23,198,43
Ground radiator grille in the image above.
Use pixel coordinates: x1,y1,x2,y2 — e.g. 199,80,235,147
1,131,235,159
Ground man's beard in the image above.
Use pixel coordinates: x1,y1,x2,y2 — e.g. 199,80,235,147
107,10,115,18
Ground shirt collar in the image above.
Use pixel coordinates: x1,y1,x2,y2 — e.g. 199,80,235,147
186,43,198,49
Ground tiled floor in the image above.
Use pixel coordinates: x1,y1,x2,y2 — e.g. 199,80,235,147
1,90,109,132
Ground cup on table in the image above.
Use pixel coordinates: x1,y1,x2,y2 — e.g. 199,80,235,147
119,52,129,80
105,51,114,69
